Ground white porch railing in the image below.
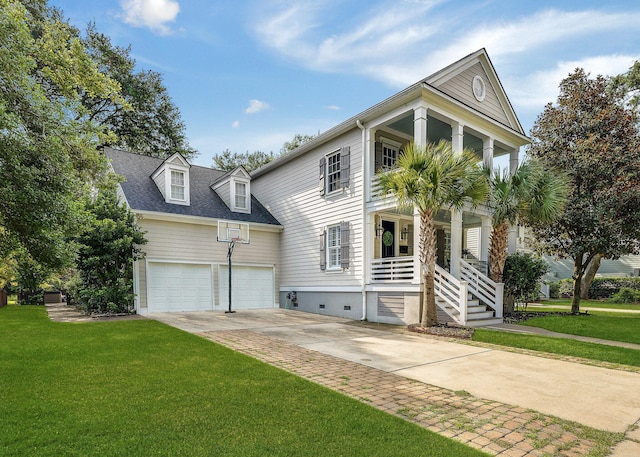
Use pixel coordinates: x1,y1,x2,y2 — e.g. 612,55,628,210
434,264,468,324
459,259,503,318
371,257,414,282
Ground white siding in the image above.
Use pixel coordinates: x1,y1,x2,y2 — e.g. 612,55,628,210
152,169,166,199
213,180,231,208
136,218,280,311
252,129,363,288
435,62,512,128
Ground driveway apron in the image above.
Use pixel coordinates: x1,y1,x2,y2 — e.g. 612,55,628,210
139,308,638,456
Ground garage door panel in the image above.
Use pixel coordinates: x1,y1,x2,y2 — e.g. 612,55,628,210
148,262,213,312
219,266,274,310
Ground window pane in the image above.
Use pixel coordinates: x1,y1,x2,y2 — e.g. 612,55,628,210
170,171,185,200
235,182,246,209
327,225,341,268
327,151,341,192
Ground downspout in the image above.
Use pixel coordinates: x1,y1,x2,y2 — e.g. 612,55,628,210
356,119,367,320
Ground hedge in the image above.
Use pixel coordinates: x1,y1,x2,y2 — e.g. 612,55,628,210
550,277,640,299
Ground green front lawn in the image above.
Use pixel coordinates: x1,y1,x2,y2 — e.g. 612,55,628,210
473,309,640,367
521,312,640,345
538,299,640,311
1,306,484,457
473,329,640,367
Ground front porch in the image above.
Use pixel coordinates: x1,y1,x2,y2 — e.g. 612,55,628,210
367,208,504,327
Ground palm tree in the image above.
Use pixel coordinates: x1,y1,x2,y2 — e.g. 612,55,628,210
377,141,489,327
487,159,567,284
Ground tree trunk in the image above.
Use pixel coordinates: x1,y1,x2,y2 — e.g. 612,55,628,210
419,209,438,327
488,219,509,283
571,253,585,314
580,253,602,299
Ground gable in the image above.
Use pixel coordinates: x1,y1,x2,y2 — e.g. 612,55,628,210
425,49,524,134
435,62,510,126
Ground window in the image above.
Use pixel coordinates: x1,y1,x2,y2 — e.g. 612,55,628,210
327,151,341,193
382,143,398,170
320,221,350,271
170,170,185,200
327,225,341,269
319,147,350,195
235,182,247,210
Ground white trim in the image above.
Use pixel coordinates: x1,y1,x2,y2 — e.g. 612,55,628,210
230,178,251,213
133,210,283,232
325,148,342,195
365,284,421,292
326,223,341,270
279,285,362,293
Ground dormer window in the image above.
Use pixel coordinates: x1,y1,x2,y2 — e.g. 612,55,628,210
171,170,185,201
211,166,252,214
151,153,191,206
234,181,247,210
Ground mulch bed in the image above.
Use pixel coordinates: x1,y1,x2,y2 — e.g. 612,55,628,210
407,323,475,339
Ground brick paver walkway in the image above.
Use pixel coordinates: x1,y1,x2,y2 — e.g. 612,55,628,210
203,329,622,457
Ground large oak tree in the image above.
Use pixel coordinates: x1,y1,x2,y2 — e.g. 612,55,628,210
0,0,123,270
528,69,640,313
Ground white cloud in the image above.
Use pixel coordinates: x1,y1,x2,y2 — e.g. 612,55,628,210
231,120,240,128
252,4,640,88
245,99,270,114
120,0,180,35
325,105,341,111
509,54,639,109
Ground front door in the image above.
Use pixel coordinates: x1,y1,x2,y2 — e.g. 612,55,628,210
381,220,395,258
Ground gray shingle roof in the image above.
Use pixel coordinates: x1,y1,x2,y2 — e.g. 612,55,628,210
105,147,281,226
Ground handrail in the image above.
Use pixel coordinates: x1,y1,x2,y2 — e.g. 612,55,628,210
434,264,468,325
371,257,414,282
459,259,503,318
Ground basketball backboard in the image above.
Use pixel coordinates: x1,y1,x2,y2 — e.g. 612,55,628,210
217,220,250,244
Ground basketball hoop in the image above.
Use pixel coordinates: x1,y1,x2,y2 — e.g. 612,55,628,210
217,221,250,313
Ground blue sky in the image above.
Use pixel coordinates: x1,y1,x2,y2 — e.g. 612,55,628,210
50,0,640,167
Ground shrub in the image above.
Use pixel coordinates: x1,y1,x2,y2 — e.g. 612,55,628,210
503,252,549,312
589,278,640,299
608,288,640,304
548,277,640,300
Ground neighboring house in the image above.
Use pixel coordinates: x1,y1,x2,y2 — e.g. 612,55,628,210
106,147,282,314
252,48,529,327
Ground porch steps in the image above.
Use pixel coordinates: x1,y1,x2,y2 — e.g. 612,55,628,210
436,295,502,328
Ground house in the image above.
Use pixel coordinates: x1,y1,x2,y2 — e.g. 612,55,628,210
251,48,529,326
106,147,282,314
108,48,529,326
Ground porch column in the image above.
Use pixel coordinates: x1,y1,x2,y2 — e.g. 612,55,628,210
412,210,421,285
365,127,376,202
509,148,519,175
365,212,374,284
414,106,427,147
450,210,463,278
483,137,494,170
452,122,464,154
480,216,492,264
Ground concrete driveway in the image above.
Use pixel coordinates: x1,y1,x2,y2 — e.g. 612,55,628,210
151,308,640,435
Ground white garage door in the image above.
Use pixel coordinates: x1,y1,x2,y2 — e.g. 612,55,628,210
147,262,213,312
218,266,274,310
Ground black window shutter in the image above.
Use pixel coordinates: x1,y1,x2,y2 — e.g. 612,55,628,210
374,142,383,172
320,230,326,271
340,146,350,188
340,221,350,269
319,157,326,196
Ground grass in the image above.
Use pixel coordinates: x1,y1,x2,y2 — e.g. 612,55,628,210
521,312,640,345
535,299,640,311
0,305,486,457
473,306,640,367
473,329,640,367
